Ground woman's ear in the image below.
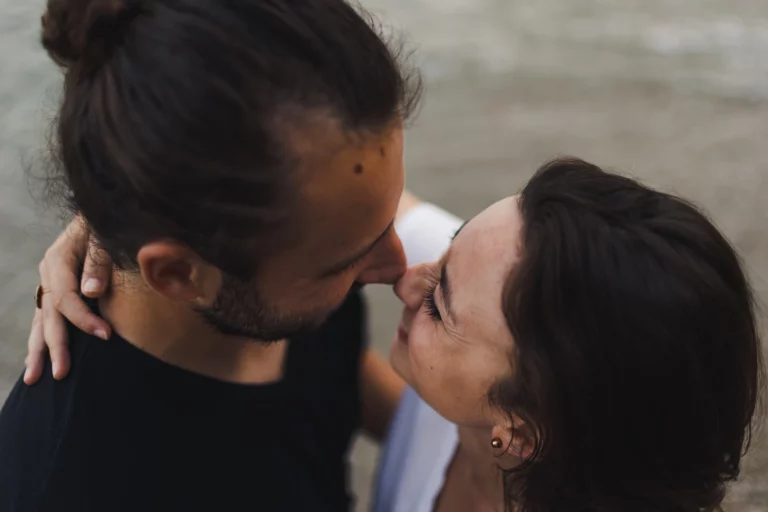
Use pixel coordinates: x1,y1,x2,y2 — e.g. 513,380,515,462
491,416,535,461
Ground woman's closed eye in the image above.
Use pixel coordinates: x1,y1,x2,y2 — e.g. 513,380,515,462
423,282,442,322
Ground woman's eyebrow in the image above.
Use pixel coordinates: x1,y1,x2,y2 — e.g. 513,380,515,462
451,220,469,241
440,219,471,322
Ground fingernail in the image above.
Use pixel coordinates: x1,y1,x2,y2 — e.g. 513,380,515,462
94,329,108,340
83,278,101,294
52,362,59,378
23,367,30,382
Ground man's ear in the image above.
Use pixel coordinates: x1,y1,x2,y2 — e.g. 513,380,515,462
491,415,536,461
136,241,221,303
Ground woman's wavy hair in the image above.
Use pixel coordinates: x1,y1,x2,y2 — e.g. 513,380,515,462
491,158,764,512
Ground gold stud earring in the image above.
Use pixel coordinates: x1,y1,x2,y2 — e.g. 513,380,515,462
490,438,503,449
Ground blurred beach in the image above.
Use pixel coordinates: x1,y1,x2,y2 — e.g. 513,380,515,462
1,0,766,510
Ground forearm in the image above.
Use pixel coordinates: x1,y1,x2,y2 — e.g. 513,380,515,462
359,349,406,441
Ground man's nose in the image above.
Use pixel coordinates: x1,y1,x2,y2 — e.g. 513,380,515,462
356,230,407,285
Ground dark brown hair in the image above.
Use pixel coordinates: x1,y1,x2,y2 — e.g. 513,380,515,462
41,0,421,278
492,158,764,512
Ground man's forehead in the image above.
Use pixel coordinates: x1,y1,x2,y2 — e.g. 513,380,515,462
300,141,402,200
300,166,398,243
288,129,404,263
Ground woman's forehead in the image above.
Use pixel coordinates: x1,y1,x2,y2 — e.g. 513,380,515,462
449,196,522,329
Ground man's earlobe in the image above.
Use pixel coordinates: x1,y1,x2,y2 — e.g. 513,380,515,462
136,242,206,302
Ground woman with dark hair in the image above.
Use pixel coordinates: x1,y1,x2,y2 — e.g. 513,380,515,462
377,158,764,512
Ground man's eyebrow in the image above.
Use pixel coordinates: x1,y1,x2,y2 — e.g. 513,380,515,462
439,252,456,323
320,220,395,277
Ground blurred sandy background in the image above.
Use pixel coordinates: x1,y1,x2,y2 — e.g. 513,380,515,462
1,0,766,510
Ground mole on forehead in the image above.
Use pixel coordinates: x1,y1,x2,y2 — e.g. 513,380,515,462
353,142,389,174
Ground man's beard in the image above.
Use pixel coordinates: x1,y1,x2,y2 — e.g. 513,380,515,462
196,273,327,342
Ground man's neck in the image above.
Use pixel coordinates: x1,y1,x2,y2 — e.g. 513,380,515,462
99,275,286,384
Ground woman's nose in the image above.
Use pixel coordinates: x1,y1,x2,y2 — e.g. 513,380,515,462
394,263,434,310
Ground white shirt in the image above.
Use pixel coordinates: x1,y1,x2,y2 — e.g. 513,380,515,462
374,203,464,512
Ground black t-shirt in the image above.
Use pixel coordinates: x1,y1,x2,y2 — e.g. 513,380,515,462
0,292,367,512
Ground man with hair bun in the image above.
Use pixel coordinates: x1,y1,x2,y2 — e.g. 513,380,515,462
0,0,421,510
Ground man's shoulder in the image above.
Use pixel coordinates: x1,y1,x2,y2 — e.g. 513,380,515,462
0,323,139,475
0,326,94,511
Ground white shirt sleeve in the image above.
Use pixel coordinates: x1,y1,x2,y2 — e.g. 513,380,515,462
395,203,465,265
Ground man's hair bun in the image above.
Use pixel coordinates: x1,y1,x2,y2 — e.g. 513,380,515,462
41,0,143,69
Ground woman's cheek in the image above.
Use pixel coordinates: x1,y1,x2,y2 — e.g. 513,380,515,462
408,318,440,372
